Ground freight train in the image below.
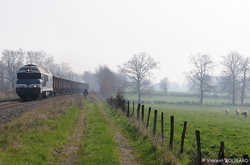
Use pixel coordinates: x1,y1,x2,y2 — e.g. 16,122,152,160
16,64,89,101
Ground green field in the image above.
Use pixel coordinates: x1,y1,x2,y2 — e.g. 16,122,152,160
126,91,250,105
125,92,250,162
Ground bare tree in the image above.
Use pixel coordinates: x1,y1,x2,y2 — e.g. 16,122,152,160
53,62,74,79
119,52,159,103
82,71,99,91
186,54,214,105
221,51,243,105
1,49,25,88
95,65,117,98
240,57,250,105
26,51,55,72
0,60,5,90
115,72,129,93
159,77,169,95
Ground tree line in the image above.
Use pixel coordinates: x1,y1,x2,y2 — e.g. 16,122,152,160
0,49,83,90
83,52,160,101
90,51,250,106
186,51,250,106
0,48,128,98
0,49,161,102
1,49,250,106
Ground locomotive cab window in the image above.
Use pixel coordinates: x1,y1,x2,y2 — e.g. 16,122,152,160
17,73,41,79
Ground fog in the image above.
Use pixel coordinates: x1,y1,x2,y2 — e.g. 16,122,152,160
1,0,250,84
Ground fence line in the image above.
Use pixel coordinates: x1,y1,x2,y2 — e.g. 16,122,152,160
107,97,249,164
180,121,187,153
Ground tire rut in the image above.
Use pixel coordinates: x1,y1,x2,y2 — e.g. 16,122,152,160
99,104,141,165
54,106,87,165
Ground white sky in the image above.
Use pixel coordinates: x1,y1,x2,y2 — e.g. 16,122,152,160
1,0,250,83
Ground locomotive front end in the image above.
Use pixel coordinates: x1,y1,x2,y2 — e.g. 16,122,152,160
16,64,53,100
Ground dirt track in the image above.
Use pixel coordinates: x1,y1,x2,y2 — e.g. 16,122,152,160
99,104,141,165
55,93,140,165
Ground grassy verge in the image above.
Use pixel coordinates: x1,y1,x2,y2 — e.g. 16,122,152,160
107,95,250,164
0,96,83,165
103,104,174,165
77,102,120,165
0,90,17,99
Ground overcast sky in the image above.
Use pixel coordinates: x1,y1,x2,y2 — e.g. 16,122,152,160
1,0,250,84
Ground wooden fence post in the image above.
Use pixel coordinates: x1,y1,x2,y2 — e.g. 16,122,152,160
180,121,187,153
141,105,144,123
161,112,164,141
169,116,174,150
218,141,224,164
196,130,202,165
137,103,141,120
153,110,158,135
146,107,151,128
127,101,130,118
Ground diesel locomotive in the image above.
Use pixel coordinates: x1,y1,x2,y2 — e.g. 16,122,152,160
16,64,89,100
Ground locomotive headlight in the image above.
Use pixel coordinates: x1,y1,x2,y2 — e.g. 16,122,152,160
33,84,40,88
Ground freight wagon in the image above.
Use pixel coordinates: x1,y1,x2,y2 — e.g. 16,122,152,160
16,64,89,100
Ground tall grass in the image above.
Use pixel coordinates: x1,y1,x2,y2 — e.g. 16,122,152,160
0,96,83,164
104,103,180,165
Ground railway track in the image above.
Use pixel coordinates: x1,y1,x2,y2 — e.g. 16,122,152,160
0,100,29,110
0,98,41,125
0,95,80,125
0,98,19,103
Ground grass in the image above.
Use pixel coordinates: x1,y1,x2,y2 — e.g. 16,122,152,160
127,91,250,105
2,90,248,164
124,93,250,164
1,94,172,165
153,104,250,161
77,102,120,165
0,96,83,165
0,90,17,99
78,101,175,164
104,104,178,165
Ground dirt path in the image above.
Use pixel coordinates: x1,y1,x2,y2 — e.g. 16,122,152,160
99,104,141,165
55,106,87,165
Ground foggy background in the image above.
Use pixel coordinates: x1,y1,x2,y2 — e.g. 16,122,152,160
1,0,250,91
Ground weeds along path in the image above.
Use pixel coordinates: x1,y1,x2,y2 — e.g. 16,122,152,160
98,104,141,165
0,95,87,164
54,101,89,165
77,101,140,165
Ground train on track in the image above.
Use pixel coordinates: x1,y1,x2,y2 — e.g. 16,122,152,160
16,64,89,101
